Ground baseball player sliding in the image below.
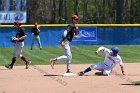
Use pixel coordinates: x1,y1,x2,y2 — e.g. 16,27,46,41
50,15,79,73
78,46,125,76
5,20,31,69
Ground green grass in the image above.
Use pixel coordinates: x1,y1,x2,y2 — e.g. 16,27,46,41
0,45,140,66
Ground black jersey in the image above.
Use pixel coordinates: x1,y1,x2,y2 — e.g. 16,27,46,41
31,27,40,36
65,23,77,42
16,27,26,42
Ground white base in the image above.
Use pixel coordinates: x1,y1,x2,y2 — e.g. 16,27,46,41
62,73,77,76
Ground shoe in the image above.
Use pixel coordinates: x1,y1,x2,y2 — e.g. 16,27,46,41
66,69,71,73
94,72,103,76
26,61,31,69
50,58,56,69
5,64,13,69
78,71,84,76
30,48,32,50
40,48,42,50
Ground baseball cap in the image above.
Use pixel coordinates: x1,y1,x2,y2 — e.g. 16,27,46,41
13,20,21,26
110,46,119,56
72,15,78,20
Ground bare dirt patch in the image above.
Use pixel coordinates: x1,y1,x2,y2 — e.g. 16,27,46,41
0,63,140,93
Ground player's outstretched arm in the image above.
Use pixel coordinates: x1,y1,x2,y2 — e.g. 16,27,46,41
15,34,27,41
120,65,125,75
95,46,105,55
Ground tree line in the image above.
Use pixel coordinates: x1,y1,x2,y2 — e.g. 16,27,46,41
27,0,140,24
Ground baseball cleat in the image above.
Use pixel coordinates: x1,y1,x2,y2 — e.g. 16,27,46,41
78,71,84,76
50,58,56,69
26,61,31,69
66,69,71,73
94,72,104,76
5,64,13,69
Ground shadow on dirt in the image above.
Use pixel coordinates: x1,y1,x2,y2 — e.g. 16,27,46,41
121,82,140,86
44,74,63,76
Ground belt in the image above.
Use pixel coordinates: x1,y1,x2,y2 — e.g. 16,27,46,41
104,63,109,66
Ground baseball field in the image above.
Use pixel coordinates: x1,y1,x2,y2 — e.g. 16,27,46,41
0,45,140,93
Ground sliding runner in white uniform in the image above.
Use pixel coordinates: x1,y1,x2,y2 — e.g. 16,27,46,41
78,46,125,76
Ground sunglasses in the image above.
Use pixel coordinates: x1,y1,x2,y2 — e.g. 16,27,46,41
74,19,78,20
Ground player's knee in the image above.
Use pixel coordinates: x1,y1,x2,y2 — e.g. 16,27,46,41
103,70,111,76
12,57,16,62
13,53,18,58
90,64,95,70
67,54,72,60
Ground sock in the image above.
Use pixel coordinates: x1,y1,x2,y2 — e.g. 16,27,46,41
83,67,91,74
10,57,16,66
21,55,29,63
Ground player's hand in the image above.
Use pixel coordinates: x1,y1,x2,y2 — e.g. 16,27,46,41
11,37,19,43
11,37,18,43
15,38,20,42
59,40,65,48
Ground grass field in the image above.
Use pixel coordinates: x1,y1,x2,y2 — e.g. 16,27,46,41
0,45,140,66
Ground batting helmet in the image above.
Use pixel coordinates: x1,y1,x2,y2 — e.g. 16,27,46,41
110,47,119,56
72,15,78,20
13,20,21,26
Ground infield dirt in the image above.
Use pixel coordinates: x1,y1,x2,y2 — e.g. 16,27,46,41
0,63,140,93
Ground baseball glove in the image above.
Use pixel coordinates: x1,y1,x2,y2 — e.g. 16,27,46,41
74,27,80,35
11,36,18,43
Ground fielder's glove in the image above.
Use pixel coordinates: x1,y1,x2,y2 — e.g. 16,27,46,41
11,36,19,43
73,27,80,35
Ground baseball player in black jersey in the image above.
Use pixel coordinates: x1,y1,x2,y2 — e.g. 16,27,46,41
30,22,42,50
5,20,31,69
50,15,79,73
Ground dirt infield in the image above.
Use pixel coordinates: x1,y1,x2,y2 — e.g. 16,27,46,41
0,63,140,93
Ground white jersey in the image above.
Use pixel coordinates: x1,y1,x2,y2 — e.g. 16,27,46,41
103,48,123,69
